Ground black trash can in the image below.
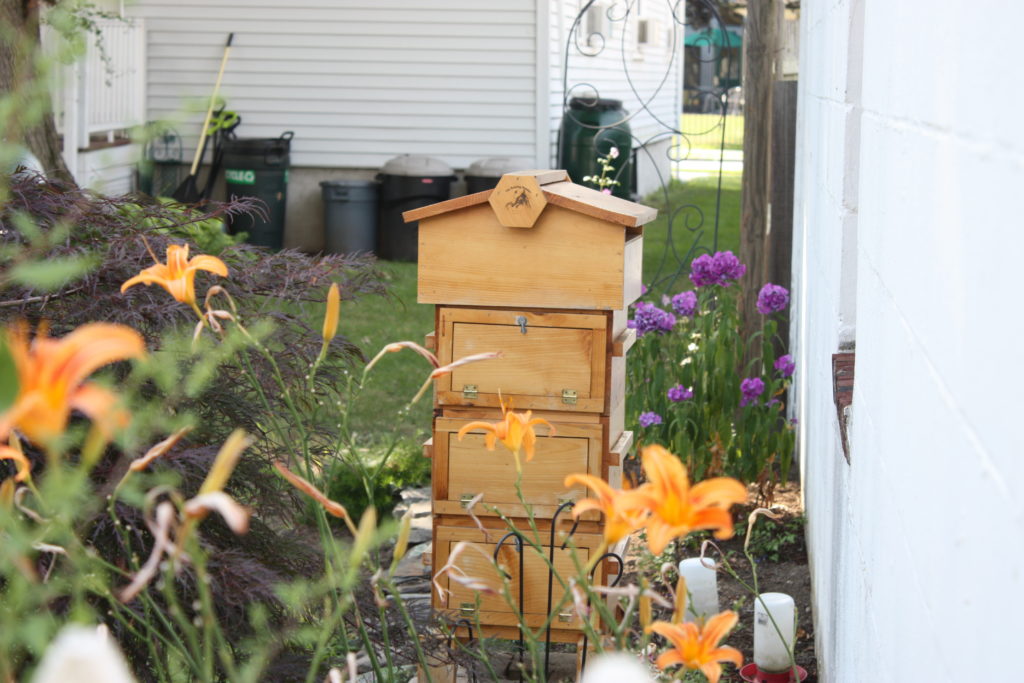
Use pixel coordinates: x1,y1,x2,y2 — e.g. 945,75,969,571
557,98,633,199
465,157,532,194
321,179,378,254
376,155,455,262
224,132,293,249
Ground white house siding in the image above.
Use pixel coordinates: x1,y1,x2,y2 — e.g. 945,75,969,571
793,1,1024,681
129,0,540,170
548,1,683,196
129,0,546,248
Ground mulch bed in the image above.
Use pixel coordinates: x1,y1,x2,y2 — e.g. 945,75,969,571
624,482,817,682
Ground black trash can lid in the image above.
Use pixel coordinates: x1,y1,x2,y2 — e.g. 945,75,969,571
568,97,624,111
380,154,453,177
320,179,377,188
466,157,534,178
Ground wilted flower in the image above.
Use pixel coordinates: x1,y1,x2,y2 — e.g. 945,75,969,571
671,290,698,317
756,283,790,315
739,377,765,407
639,411,663,427
667,384,693,403
628,302,676,337
774,354,795,378
689,251,746,288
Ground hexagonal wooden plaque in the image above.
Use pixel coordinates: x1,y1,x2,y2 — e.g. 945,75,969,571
488,174,548,228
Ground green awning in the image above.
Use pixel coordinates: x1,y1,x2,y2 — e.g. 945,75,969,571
684,28,742,48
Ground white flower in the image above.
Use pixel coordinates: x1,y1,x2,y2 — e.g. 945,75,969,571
580,653,652,683
687,342,698,352
608,146,620,159
32,626,137,683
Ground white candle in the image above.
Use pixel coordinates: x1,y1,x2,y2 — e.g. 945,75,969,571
678,557,719,622
754,592,797,673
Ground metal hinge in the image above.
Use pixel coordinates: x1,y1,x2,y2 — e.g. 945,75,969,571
459,493,476,508
462,384,478,400
561,389,578,405
557,612,573,623
460,603,476,615
515,315,528,334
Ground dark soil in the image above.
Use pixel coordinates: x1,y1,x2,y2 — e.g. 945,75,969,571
624,482,817,682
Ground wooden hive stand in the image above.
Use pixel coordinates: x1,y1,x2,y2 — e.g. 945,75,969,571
405,170,656,676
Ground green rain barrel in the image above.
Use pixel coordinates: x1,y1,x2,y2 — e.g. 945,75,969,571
557,98,632,199
224,132,293,249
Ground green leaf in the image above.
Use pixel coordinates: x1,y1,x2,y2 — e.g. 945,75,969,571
0,335,18,414
9,254,97,291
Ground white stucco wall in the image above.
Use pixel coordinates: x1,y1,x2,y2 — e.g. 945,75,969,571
793,1,1024,680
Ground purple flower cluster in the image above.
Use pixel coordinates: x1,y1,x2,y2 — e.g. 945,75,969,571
667,384,693,402
689,251,747,288
638,411,663,427
670,290,698,317
774,354,795,378
739,377,765,407
756,283,790,315
628,301,676,337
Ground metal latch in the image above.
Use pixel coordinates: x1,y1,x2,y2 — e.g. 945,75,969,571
459,493,476,508
460,603,476,614
557,612,573,623
561,389,578,405
462,384,478,399
515,315,528,334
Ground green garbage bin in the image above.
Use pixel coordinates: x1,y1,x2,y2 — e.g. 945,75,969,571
557,97,633,199
224,132,293,249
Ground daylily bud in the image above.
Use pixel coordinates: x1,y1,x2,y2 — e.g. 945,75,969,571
349,506,377,571
322,283,340,343
673,575,687,624
390,507,414,573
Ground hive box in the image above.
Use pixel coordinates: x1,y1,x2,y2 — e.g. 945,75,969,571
404,170,655,311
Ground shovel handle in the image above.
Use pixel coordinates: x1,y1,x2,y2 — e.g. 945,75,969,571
189,33,235,176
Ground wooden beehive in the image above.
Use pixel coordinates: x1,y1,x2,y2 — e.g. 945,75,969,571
405,170,655,649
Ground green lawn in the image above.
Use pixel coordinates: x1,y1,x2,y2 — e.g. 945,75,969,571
342,261,434,442
677,113,744,151
641,172,742,294
343,172,742,440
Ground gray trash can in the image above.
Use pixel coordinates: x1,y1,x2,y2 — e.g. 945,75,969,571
465,157,534,194
377,155,455,262
321,180,378,254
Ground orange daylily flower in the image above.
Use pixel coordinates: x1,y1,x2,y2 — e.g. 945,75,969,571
121,243,228,308
647,613,743,683
0,322,146,447
636,445,747,555
456,400,554,466
563,473,648,545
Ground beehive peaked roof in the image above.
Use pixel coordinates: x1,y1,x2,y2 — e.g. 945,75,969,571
402,169,657,228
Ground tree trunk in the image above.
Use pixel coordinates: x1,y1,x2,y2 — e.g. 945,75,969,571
0,0,74,183
739,0,780,351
